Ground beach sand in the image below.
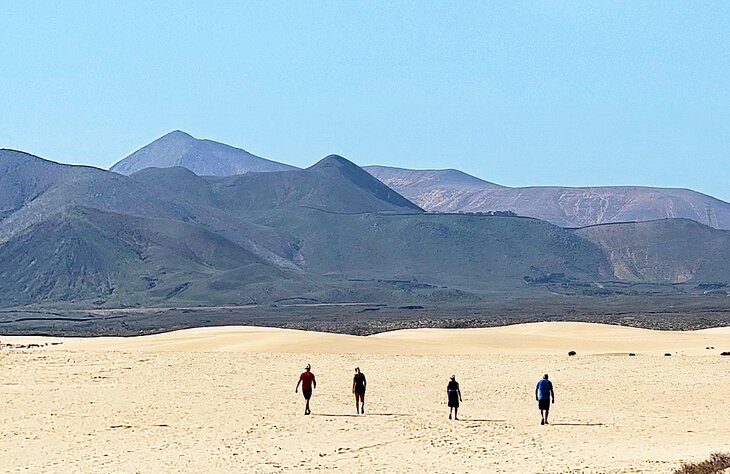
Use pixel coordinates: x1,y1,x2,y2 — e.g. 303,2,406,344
2,322,729,473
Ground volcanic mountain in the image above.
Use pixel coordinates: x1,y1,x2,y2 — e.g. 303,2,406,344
110,130,297,176
365,166,730,229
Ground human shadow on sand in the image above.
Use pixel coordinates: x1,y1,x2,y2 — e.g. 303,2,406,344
312,413,413,418
550,422,604,426
458,418,507,422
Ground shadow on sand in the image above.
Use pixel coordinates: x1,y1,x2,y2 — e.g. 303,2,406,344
550,422,604,426
459,418,507,423
312,413,412,418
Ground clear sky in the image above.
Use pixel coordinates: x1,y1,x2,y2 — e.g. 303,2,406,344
1,1,729,200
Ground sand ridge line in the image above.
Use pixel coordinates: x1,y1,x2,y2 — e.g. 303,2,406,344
4,322,730,355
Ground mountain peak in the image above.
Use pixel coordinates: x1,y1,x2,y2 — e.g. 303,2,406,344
110,132,297,176
160,130,196,141
302,154,422,212
308,154,359,172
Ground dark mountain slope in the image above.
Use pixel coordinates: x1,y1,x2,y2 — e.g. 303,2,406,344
206,155,422,215
110,130,297,176
0,207,308,307
575,218,730,283
251,210,610,288
0,149,194,243
130,166,219,207
0,151,301,270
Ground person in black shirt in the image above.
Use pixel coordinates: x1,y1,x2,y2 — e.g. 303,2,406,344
352,367,367,414
447,374,462,420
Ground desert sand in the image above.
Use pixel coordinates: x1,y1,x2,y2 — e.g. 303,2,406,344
1,322,730,473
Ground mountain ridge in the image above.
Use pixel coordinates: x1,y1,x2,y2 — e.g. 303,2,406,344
366,165,730,229
110,130,298,176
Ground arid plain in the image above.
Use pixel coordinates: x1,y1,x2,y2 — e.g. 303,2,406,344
2,322,729,473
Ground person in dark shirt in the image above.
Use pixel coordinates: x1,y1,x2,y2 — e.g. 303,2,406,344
447,374,462,420
295,364,316,415
535,373,555,425
352,367,367,414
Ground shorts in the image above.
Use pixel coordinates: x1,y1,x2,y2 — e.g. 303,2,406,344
302,388,312,400
538,399,550,410
354,387,366,395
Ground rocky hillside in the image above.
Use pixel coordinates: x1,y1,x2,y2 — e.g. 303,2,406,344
366,166,730,229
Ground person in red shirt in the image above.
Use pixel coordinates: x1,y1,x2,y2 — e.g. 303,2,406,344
295,363,317,415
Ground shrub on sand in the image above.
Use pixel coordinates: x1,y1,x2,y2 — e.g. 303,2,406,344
673,452,730,474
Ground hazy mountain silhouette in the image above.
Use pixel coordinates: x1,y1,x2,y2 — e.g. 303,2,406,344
366,166,730,229
110,130,298,176
364,165,503,190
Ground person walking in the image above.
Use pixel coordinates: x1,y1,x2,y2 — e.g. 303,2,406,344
535,373,555,425
447,374,462,420
295,364,317,415
352,367,367,414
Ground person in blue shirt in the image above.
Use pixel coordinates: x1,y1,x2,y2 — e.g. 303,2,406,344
535,374,555,425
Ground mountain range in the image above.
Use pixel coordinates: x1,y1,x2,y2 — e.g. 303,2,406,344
364,166,730,230
2,135,730,308
112,132,730,229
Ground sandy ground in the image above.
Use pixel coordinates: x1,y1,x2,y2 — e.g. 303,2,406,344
1,322,730,473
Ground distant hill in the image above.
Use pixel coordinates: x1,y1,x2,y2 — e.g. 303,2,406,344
131,155,422,215
575,218,730,283
110,130,298,176
0,207,308,307
0,149,193,243
363,165,503,190
366,166,730,230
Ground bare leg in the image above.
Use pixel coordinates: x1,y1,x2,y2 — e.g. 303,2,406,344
449,407,452,419
544,409,549,424
540,409,545,424
355,393,359,413
454,407,459,420
305,399,311,415
361,393,365,414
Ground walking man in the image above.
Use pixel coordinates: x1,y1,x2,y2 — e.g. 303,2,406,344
295,363,317,415
535,373,555,425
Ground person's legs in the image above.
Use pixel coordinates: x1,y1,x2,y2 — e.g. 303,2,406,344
454,407,459,420
360,393,365,414
355,393,360,413
449,407,452,419
544,408,549,424
303,389,312,415
539,399,549,424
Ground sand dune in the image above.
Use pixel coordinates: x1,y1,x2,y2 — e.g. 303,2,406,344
2,322,730,473
5,321,730,355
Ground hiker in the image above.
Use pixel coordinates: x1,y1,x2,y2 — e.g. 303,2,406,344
535,373,555,425
352,367,367,414
447,374,462,420
295,363,316,415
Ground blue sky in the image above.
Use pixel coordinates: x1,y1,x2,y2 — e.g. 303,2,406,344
1,1,729,200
